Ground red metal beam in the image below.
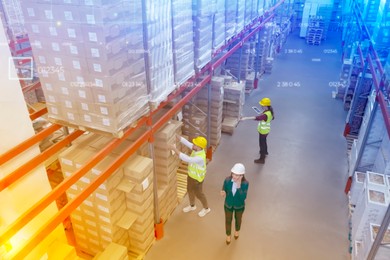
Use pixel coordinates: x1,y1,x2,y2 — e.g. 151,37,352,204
357,45,365,66
0,117,148,245
29,107,47,121
0,130,84,192
11,130,151,259
15,47,32,55
369,45,384,75
0,124,61,166
367,55,380,91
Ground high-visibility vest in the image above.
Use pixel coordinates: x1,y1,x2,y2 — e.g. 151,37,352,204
257,110,273,134
188,150,206,182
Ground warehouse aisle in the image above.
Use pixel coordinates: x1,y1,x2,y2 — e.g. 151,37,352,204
146,31,350,260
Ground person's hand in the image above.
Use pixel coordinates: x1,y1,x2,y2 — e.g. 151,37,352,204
220,190,226,198
176,134,181,142
235,178,241,189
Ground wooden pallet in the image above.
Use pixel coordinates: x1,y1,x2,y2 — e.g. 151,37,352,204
176,162,188,202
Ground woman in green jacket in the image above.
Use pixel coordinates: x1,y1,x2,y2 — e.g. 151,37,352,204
220,163,249,245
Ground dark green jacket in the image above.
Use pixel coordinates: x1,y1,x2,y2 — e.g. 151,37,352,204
222,177,249,210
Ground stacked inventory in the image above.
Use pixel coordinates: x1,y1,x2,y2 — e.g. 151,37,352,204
236,0,246,32
196,77,225,147
193,0,214,71
329,0,342,31
349,171,366,207
224,42,253,80
265,58,274,74
154,121,182,222
357,224,390,260
123,156,155,257
182,101,207,142
222,80,245,134
336,59,353,99
254,23,273,76
343,56,363,111
347,73,374,135
213,0,226,52
351,171,390,259
317,5,332,39
59,140,135,255
306,16,324,45
21,1,150,136
143,0,175,105
225,0,238,41
244,0,254,26
171,0,195,85
351,172,389,243
372,1,390,50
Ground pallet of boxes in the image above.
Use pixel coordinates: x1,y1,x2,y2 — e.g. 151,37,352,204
221,76,245,135
195,77,224,149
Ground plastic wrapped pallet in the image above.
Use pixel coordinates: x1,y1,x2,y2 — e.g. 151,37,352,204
171,0,195,85
213,0,226,51
142,0,176,105
225,0,238,40
21,0,150,136
193,0,215,70
236,0,246,32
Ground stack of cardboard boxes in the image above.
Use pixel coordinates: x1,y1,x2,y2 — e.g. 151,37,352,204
122,156,155,257
195,77,224,147
58,133,159,258
171,0,195,85
154,121,182,221
224,42,253,80
21,0,150,136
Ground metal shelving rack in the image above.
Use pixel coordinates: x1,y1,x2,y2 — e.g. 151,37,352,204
344,1,390,259
0,1,286,258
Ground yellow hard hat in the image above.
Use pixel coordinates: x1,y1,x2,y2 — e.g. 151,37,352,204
192,136,207,149
259,97,271,106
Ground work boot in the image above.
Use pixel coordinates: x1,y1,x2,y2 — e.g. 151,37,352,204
254,155,265,164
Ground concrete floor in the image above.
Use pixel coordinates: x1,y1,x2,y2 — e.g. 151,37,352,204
146,31,351,260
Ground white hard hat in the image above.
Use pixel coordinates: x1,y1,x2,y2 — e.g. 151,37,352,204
231,163,245,175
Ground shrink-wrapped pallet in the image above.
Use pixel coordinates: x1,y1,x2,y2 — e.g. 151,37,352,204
21,0,149,136
171,0,195,85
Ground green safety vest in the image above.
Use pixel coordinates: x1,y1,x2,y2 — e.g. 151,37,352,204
257,110,273,134
188,150,206,182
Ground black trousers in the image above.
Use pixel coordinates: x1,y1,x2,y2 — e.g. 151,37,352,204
224,206,245,236
259,133,268,157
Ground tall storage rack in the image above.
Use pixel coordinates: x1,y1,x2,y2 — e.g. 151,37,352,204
344,1,390,259
0,1,288,259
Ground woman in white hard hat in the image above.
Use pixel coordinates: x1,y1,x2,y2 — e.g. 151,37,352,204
241,97,275,164
220,163,249,245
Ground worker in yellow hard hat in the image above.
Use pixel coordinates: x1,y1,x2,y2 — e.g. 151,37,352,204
240,97,275,164
170,135,211,217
